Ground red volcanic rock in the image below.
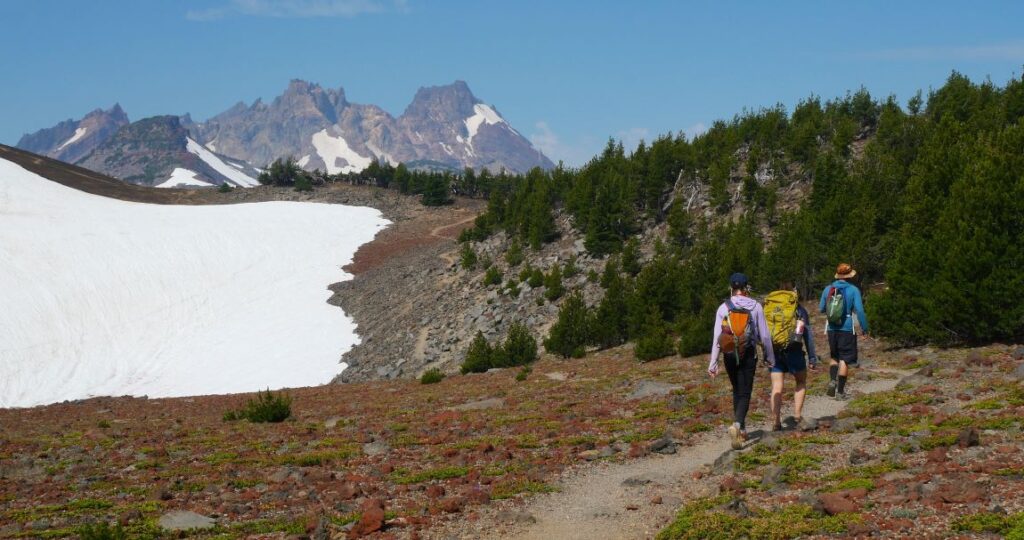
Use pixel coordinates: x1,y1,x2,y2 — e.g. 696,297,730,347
349,498,385,538
818,492,859,515
438,496,465,513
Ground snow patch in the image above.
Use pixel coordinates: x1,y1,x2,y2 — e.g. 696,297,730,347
155,168,213,188
186,138,259,187
440,142,454,156
57,127,88,151
464,104,505,148
311,129,373,174
205,139,218,152
365,141,396,166
0,158,389,408
228,161,246,170
297,155,311,168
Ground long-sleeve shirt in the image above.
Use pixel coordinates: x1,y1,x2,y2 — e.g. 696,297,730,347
795,305,818,362
708,295,776,372
819,280,869,334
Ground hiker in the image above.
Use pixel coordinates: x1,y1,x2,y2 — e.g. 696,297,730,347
708,273,775,449
764,282,818,431
819,263,870,400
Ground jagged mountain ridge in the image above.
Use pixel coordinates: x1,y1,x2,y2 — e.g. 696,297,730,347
192,79,554,174
76,116,261,188
16,104,129,165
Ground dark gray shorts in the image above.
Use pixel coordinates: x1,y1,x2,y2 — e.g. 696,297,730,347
827,331,858,365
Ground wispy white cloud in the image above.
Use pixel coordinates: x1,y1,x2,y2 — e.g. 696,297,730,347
684,122,707,141
529,121,600,168
856,41,1024,62
187,0,401,21
616,127,650,153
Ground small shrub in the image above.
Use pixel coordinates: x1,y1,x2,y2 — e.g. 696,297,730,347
96,419,111,429
483,266,503,286
294,175,313,192
459,244,478,270
420,368,445,384
544,265,564,301
516,366,532,381
218,182,234,193
79,522,128,540
226,389,292,423
505,241,524,267
544,292,591,358
528,268,545,288
563,255,579,277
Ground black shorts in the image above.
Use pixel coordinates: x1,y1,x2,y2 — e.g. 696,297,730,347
827,331,858,365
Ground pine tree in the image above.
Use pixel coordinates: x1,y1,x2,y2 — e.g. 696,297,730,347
461,332,495,374
421,175,451,206
500,322,538,367
590,263,631,349
544,292,592,358
634,306,676,362
544,264,564,301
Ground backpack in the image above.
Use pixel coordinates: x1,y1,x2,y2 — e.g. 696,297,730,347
825,285,847,326
718,299,755,359
764,290,799,348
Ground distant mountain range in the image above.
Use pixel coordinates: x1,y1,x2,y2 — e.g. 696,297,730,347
17,80,553,187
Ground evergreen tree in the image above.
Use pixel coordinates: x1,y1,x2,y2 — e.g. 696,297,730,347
544,292,592,358
461,332,495,374
590,263,631,349
459,243,478,270
634,306,676,362
500,322,539,367
421,175,451,206
621,237,642,276
544,264,564,301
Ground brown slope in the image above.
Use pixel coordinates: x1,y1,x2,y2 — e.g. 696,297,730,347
0,143,212,205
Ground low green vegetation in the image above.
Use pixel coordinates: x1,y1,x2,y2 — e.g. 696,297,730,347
656,496,861,540
390,465,469,484
420,368,445,384
223,388,292,423
952,512,1024,538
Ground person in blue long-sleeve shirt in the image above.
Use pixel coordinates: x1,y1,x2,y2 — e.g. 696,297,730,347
819,263,870,400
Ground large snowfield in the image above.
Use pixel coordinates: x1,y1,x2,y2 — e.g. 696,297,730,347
0,158,388,408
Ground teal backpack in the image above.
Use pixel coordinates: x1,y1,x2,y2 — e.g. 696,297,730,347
825,285,846,326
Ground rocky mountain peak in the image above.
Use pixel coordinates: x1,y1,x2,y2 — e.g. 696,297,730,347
16,103,131,164
403,80,479,121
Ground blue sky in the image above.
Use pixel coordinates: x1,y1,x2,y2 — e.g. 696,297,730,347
2,1,1023,166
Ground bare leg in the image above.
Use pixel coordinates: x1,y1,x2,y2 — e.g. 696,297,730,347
770,372,785,427
793,370,807,420
838,361,849,377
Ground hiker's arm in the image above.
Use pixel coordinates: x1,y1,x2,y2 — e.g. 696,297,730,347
755,305,776,365
803,311,817,363
853,288,869,334
818,287,828,313
708,304,726,373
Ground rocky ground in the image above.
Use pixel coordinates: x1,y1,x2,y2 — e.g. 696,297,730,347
2,317,1022,538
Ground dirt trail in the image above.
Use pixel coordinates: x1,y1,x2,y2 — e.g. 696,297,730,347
484,368,906,540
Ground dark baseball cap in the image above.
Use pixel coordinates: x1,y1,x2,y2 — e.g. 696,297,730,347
729,273,749,289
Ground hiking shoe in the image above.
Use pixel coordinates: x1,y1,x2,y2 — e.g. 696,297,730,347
826,380,837,397
835,391,849,401
728,423,743,450
796,417,813,431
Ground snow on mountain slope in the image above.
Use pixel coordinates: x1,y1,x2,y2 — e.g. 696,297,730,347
57,127,88,151
186,138,259,187
155,168,213,188
311,129,373,174
464,104,505,146
0,158,388,408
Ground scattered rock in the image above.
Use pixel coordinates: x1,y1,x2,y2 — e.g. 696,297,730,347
578,450,602,461
544,372,567,381
848,448,871,465
958,427,981,448
818,493,859,515
350,499,385,538
324,416,343,429
158,511,215,531
799,417,819,432
830,416,859,433
717,497,752,517
719,476,744,494
622,475,654,487
761,465,787,487
1013,346,1024,361
647,437,677,454
1013,362,1024,381
438,496,466,513
666,393,688,411
926,447,947,463
628,380,683,400
712,449,736,474
495,510,536,524
650,495,663,505
362,441,390,456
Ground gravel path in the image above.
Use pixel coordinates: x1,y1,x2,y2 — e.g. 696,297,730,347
473,369,906,540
